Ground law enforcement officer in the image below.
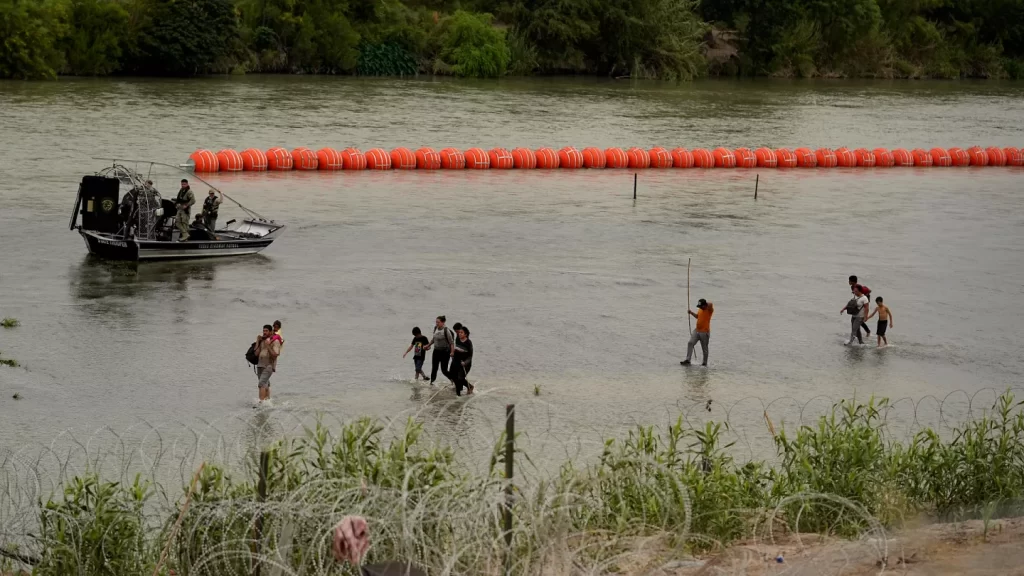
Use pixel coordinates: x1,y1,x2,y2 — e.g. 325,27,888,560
202,188,223,232
175,179,195,241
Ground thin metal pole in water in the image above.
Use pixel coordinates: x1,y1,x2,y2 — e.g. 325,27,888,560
503,404,515,575
754,174,759,200
254,451,269,576
633,173,637,200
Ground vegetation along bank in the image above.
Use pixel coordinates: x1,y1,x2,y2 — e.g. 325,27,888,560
2,0,1024,80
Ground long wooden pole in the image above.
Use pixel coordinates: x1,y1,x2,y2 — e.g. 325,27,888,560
687,258,692,335
153,462,205,576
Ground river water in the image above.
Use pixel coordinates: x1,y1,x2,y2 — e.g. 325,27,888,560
1,77,1024,470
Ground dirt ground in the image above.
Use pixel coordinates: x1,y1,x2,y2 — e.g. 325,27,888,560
658,518,1024,576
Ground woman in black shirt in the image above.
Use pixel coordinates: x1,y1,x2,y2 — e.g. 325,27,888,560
451,326,474,396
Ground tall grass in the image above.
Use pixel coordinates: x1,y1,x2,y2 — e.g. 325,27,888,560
7,392,1024,575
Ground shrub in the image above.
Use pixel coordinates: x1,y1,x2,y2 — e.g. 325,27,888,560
440,10,509,78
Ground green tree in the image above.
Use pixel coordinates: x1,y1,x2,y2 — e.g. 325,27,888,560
440,10,509,77
131,0,239,75
60,0,130,75
0,0,67,79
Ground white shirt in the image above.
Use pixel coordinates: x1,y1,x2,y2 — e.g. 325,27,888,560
855,295,869,317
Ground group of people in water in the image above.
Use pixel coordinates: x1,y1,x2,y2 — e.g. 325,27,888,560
403,316,475,395
841,275,894,347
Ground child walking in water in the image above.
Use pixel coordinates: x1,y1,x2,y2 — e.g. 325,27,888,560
403,327,431,380
866,297,893,347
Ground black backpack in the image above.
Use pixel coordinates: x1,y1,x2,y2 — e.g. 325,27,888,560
845,298,861,316
245,341,259,365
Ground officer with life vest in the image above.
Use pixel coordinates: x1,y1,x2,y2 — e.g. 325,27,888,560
174,179,196,241
202,188,223,233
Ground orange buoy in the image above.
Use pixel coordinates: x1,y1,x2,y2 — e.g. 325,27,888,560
928,148,951,167
1004,147,1023,166
649,147,672,169
692,148,714,168
605,147,628,169
558,146,584,169
215,149,243,172
464,147,490,169
291,147,318,170
712,147,736,168
189,149,219,173
794,147,816,168
488,147,513,169
440,147,465,169
814,148,837,168
872,148,894,167
627,147,651,169
774,148,796,168
910,148,932,167
316,147,343,170
390,147,416,170
966,146,988,166
341,147,367,170
365,148,391,170
834,147,856,168
948,147,969,166
734,147,756,168
891,148,913,167
853,148,875,167
415,147,441,170
754,147,777,168
985,146,1006,166
582,147,605,168
265,147,293,171
670,148,694,168
241,148,267,171
512,147,537,169
535,147,559,169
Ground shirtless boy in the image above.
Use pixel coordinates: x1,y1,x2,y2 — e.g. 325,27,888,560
865,297,893,348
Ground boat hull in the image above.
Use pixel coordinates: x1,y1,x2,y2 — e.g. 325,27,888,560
80,230,275,261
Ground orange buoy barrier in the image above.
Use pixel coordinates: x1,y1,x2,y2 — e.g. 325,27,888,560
291,147,318,170
774,148,796,168
985,146,1006,166
266,147,293,171
948,147,969,166
558,146,584,169
891,148,913,167
415,147,441,170
671,148,694,168
854,148,875,167
815,148,837,168
1005,147,1023,166
216,149,243,172
190,149,219,172
488,147,514,169
834,147,856,168
966,146,988,166
241,148,267,171
872,148,894,167
605,147,628,168
341,147,367,170
512,147,537,169
754,147,777,168
365,148,391,170
316,147,343,170
627,147,651,169
464,147,490,169
693,148,714,168
582,147,605,168
535,147,559,169
929,147,952,167
734,147,756,168
390,147,416,170
649,147,672,169
794,147,816,168
911,148,933,167
712,147,735,168
440,147,465,169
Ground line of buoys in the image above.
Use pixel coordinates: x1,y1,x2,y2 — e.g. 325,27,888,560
188,146,1024,172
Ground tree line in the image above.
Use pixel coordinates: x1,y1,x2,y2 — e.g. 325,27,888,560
1,0,1022,80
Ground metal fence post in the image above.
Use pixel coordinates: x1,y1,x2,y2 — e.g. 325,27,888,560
254,450,269,576
503,404,515,575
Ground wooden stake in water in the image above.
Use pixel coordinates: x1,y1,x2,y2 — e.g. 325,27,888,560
754,174,759,200
687,257,692,335
633,173,637,200
503,404,515,575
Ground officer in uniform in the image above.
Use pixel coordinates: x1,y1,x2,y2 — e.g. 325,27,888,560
202,188,223,232
175,178,195,241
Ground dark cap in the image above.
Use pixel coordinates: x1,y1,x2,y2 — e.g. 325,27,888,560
181,178,189,183
697,298,707,308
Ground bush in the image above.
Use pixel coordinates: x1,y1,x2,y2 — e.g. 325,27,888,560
440,10,509,78
0,0,67,79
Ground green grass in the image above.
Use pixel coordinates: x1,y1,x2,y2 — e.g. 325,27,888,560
1,317,19,328
13,391,1024,575
0,351,18,368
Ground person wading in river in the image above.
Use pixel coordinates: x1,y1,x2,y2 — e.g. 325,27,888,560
681,299,714,366
841,286,869,345
429,316,455,386
175,179,195,242
255,324,282,404
451,325,474,396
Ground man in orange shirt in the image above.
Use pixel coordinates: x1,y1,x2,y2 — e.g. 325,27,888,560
681,298,714,366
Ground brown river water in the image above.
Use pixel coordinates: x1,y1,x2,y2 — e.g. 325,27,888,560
1,77,1023,466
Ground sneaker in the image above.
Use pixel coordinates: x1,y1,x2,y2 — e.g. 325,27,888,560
680,360,692,366
844,340,852,346
701,362,707,367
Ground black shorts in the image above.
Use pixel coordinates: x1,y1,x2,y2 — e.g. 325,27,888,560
876,320,888,336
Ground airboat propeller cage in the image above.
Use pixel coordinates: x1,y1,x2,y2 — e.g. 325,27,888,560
72,164,165,239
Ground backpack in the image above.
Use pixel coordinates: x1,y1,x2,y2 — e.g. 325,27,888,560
845,298,861,316
245,341,259,365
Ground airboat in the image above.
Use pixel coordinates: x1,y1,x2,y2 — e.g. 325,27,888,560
71,160,285,261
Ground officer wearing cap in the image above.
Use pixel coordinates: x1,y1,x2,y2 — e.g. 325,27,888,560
175,179,195,241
